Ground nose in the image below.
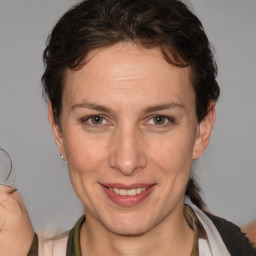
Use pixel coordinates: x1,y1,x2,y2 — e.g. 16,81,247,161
109,127,147,176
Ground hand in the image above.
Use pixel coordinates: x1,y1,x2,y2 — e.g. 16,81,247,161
241,222,256,249
0,185,34,256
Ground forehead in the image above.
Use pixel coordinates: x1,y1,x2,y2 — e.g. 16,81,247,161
63,43,195,112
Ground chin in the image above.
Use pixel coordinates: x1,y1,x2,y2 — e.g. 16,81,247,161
109,224,149,236
103,213,155,236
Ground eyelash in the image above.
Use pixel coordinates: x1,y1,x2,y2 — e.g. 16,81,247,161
80,114,175,128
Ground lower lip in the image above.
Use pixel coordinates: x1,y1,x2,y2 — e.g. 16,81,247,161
102,185,156,207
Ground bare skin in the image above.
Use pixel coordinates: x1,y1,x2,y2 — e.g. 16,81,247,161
0,185,34,256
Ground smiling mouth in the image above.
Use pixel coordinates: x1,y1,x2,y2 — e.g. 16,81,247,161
102,184,156,206
108,187,148,196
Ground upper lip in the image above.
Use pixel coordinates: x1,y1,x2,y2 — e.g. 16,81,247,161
101,183,156,189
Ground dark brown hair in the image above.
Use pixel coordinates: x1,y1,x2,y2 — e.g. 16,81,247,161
42,0,220,209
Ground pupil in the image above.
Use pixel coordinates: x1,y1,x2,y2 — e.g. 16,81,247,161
154,116,165,124
92,116,102,124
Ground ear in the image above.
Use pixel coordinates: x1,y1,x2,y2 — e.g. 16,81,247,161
48,102,66,160
193,102,216,159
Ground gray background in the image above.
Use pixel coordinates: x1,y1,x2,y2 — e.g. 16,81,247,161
0,0,255,233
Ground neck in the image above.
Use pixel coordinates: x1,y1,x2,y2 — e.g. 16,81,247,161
80,204,194,256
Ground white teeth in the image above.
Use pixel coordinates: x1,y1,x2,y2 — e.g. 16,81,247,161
119,189,128,196
109,187,148,196
113,188,119,194
127,188,136,196
136,188,142,194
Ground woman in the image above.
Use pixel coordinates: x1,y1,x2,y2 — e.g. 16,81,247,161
1,0,255,255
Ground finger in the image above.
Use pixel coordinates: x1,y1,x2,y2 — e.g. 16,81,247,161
0,190,24,214
0,186,19,206
0,185,17,194
0,186,25,212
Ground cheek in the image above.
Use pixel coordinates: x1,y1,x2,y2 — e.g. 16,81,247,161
63,131,109,176
148,131,195,173
144,132,195,212
63,132,111,206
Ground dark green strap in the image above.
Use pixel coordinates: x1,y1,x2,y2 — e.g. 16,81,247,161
66,216,85,256
27,233,38,256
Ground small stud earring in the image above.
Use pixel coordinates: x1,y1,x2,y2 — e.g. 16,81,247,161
60,153,64,160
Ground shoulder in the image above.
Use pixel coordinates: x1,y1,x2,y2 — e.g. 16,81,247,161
204,211,256,256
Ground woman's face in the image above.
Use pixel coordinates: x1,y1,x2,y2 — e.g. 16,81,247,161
49,43,214,235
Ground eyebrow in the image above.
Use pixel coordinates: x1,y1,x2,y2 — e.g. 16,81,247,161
141,102,185,115
71,102,112,113
71,101,185,114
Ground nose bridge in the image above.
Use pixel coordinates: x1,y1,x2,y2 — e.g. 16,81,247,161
109,124,146,175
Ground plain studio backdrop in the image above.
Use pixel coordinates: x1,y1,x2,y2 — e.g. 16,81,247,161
0,0,255,233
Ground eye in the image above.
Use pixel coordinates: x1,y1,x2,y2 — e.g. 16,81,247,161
81,115,108,126
147,115,174,127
